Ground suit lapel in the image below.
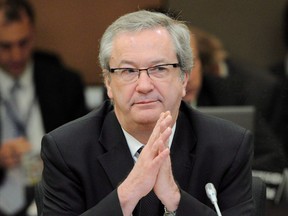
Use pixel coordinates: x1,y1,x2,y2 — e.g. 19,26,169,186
171,104,197,190
98,111,135,188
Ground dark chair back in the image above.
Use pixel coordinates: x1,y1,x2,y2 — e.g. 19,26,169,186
252,176,266,216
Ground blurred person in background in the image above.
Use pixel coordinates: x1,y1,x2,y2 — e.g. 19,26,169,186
184,25,286,172
0,0,88,215
193,27,279,122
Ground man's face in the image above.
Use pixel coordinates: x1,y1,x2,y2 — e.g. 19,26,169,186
105,27,188,132
0,11,34,78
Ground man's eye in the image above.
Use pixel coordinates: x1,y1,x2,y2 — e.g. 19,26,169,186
157,66,167,71
151,66,168,72
122,68,137,73
0,43,12,50
19,39,29,48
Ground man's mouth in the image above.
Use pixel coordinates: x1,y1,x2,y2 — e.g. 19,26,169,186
133,99,159,106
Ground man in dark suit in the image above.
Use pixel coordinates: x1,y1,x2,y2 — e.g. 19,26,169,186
0,1,88,215
41,10,254,215
198,60,286,172
184,26,286,173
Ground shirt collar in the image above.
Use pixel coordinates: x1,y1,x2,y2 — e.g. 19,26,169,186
123,123,176,161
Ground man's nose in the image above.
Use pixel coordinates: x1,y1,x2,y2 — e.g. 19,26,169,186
136,69,154,92
138,69,151,79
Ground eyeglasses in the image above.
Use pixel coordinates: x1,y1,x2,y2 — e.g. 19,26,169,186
108,63,180,83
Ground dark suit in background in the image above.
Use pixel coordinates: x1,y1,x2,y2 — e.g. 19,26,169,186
33,51,88,132
198,59,287,172
41,101,254,215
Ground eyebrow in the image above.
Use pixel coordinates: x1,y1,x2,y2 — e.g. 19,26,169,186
116,58,172,67
0,36,31,47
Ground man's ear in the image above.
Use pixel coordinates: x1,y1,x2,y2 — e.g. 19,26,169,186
182,72,189,97
104,75,113,99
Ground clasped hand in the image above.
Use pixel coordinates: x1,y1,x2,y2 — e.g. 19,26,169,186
0,137,31,168
118,111,180,215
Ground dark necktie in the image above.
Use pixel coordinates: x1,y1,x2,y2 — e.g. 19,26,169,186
133,146,161,216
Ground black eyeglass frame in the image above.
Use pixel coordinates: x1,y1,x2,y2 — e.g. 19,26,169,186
108,63,180,74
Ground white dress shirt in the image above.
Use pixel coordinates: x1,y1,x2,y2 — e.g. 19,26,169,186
0,61,45,151
122,123,176,161
0,62,44,215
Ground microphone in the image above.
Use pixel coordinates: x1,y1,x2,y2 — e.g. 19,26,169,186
205,183,222,216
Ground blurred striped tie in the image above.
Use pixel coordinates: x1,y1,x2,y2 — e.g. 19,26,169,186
8,80,26,136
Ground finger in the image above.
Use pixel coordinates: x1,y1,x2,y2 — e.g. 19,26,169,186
155,127,172,155
150,125,169,156
152,142,170,168
146,112,166,147
161,112,172,131
142,112,172,159
153,112,171,138
161,126,172,149
149,132,170,159
146,113,172,156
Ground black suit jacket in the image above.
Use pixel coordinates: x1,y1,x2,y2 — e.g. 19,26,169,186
33,51,88,132
0,51,88,215
41,101,254,215
199,59,280,121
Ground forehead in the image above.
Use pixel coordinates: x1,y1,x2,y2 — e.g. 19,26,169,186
110,27,177,65
0,11,33,43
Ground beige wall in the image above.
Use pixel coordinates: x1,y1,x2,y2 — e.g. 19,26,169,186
167,0,287,70
30,0,284,84
29,0,163,85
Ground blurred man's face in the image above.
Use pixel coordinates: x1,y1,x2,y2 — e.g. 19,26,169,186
0,11,34,78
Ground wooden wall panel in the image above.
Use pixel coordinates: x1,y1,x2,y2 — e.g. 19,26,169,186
167,0,287,70
29,0,163,84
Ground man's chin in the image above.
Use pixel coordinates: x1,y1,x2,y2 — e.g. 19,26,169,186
132,108,161,123
7,68,25,78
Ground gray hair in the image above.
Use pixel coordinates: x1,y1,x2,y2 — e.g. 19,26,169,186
99,10,193,76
